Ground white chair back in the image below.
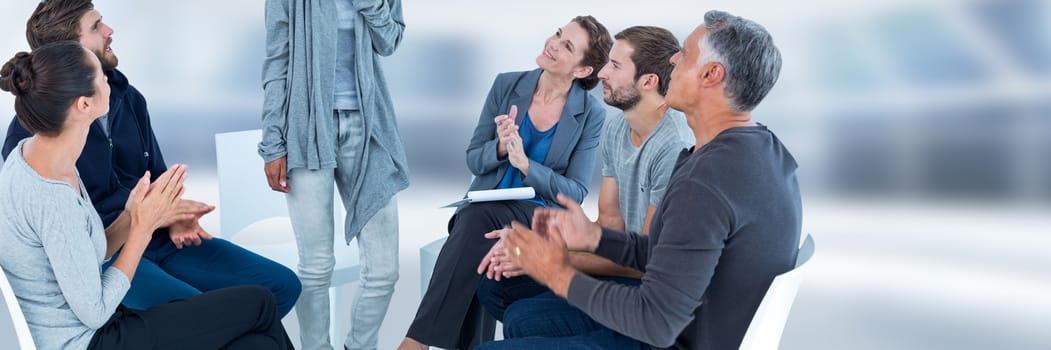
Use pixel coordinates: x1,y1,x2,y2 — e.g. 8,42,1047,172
0,270,36,350
214,129,290,240
739,234,815,350
214,129,360,266
215,129,362,346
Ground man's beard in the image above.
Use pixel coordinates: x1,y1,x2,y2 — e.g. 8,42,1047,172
96,49,119,71
604,85,641,111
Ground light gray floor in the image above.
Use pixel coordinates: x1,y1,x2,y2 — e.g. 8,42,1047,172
3,177,1050,349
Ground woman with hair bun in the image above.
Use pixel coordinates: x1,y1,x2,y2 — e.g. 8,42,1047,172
0,41,294,350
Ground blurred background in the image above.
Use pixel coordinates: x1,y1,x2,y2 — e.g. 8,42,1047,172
1,0,1049,349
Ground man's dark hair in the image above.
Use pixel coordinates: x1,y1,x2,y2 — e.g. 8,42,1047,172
614,26,680,96
26,0,95,50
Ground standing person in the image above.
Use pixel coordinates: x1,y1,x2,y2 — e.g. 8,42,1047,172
0,40,293,350
484,10,801,349
1,0,301,316
398,16,612,350
260,0,408,348
475,25,692,322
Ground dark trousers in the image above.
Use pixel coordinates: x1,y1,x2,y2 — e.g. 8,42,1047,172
408,200,540,349
87,286,294,350
476,279,646,350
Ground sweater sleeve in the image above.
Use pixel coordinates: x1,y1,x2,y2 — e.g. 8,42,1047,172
259,0,291,163
591,227,650,271
354,0,405,56
36,197,129,329
566,179,733,348
465,74,512,177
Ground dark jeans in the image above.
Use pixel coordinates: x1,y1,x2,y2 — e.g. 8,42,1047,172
408,200,540,349
475,293,647,350
87,286,294,350
476,276,550,321
103,236,302,317
477,275,640,322
476,274,645,349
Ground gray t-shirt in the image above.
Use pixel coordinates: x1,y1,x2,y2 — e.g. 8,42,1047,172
0,140,131,350
600,108,692,234
333,0,360,110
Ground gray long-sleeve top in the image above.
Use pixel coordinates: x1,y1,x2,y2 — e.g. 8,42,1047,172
566,126,802,349
0,141,131,350
260,0,409,242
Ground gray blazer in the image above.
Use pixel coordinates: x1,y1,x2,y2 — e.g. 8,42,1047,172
465,68,606,207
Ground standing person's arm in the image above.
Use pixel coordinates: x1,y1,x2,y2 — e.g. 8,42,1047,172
260,0,292,193
354,0,404,56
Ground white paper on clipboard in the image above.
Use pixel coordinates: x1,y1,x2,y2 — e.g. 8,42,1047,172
441,187,535,208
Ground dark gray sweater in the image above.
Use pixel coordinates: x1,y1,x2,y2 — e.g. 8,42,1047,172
567,125,802,349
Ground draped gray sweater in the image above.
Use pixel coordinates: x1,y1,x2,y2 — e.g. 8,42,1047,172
259,0,409,242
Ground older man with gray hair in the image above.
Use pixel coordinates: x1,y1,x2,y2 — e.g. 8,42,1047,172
481,10,802,350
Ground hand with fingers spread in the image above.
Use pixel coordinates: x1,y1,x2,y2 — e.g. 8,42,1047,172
168,199,216,249
477,228,526,281
264,156,289,193
546,193,603,252
502,221,576,297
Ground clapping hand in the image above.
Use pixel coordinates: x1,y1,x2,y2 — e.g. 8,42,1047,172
495,105,529,173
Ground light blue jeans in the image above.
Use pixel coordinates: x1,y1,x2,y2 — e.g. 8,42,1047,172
286,110,400,350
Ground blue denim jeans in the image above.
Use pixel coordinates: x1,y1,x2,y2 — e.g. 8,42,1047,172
286,109,399,350
475,293,647,350
104,236,301,317
478,275,641,323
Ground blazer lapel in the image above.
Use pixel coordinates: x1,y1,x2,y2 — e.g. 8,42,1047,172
544,82,586,168
508,69,541,125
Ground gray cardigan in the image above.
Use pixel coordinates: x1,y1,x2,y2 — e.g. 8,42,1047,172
465,69,606,207
0,141,131,350
260,0,409,241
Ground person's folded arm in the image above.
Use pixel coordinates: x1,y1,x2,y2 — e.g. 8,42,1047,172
354,0,405,56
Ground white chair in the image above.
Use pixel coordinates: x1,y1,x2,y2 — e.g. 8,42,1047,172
0,270,36,350
214,129,361,344
739,234,815,350
419,236,446,296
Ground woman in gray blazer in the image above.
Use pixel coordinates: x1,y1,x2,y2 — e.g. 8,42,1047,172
400,16,612,350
